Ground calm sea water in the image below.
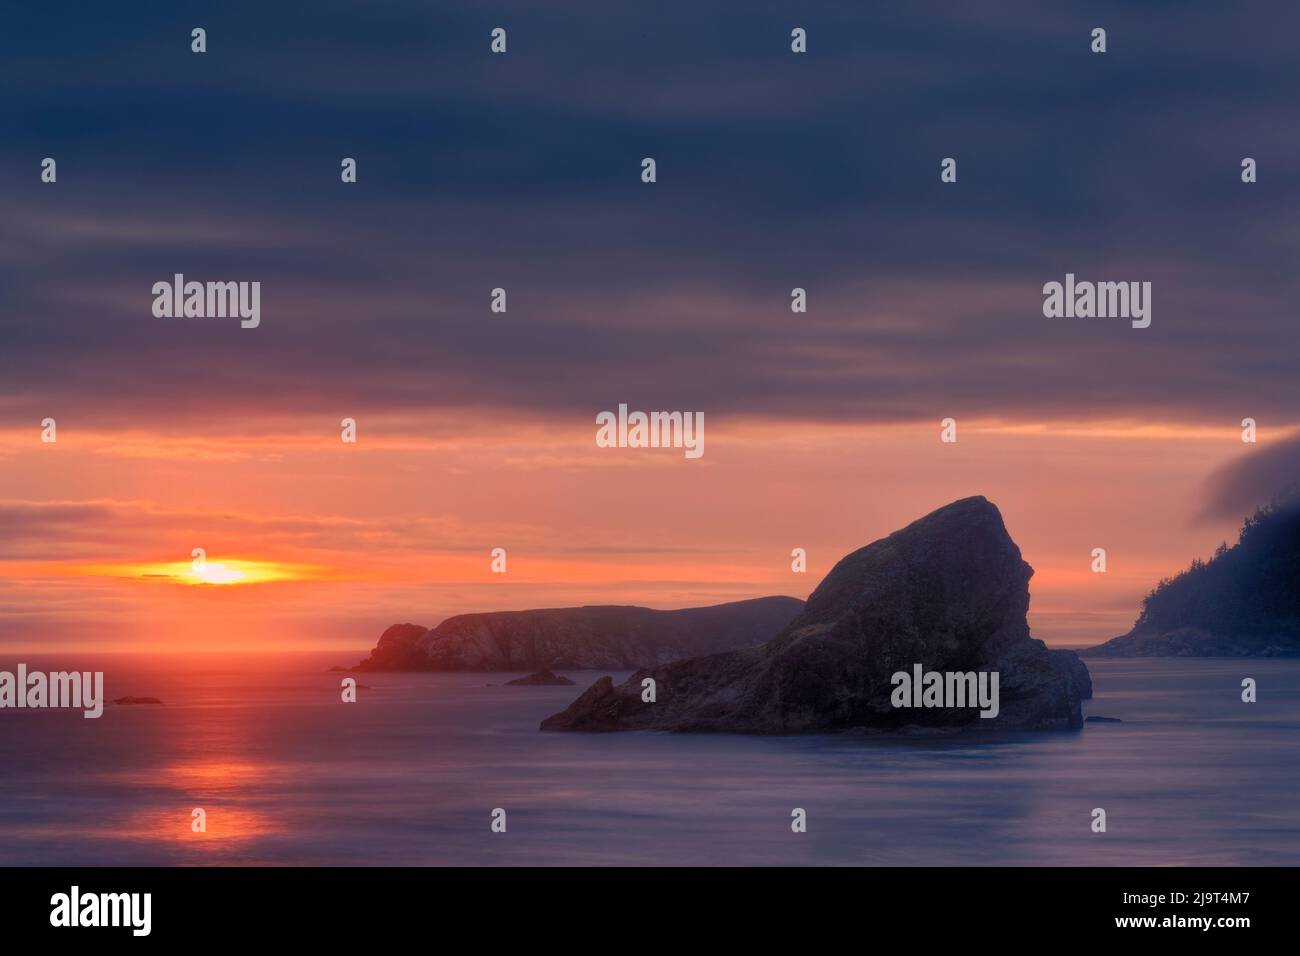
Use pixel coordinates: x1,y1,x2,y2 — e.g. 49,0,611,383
1,655,1297,865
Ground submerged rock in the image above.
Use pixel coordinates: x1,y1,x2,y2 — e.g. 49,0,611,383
505,670,576,686
542,497,1088,734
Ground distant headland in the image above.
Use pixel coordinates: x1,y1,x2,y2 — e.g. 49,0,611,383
350,597,804,672
1084,496,1300,658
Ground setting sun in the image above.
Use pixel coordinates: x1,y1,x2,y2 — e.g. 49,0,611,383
54,558,332,587
190,562,246,585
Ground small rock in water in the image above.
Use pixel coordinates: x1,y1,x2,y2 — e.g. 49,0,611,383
1085,715,1123,723
506,669,575,686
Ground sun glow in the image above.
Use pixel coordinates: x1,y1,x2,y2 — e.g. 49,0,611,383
190,562,246,585
60,558,331,586
167,559,320,585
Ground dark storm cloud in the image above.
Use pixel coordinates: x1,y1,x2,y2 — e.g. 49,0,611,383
1200,432,1300,522
2,1,1298,427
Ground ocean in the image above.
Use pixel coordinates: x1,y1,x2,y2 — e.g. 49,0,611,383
1,655,1296,865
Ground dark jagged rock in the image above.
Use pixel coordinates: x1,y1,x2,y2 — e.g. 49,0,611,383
352,597,803,672
1049,648,1093,699
542,497,1088,734
1085,715,1122,723
113,696,162,705
1083,498,1300,658
505,670,576,686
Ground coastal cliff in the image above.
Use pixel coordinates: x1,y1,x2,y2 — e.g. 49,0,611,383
353,597,804,671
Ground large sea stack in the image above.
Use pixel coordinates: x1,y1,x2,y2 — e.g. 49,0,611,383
542,497,1090,733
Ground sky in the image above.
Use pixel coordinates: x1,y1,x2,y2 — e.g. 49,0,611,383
2,1,1297,652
